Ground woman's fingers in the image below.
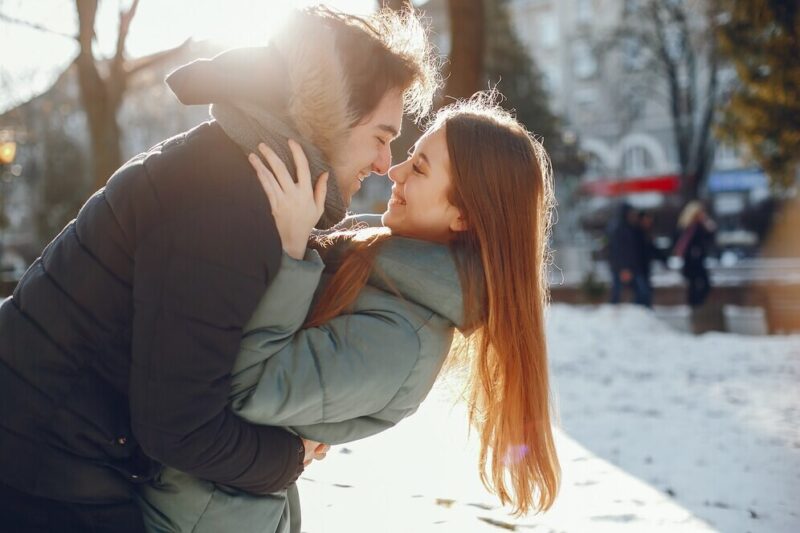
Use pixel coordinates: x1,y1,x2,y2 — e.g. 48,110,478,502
314,443,330,454
312,443,330,462
313,172,329,217
258,143,294,192
248,153,278,211
287,139,312,190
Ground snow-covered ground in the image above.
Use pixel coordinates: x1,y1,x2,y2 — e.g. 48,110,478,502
297,304,800,533
1,297,795,531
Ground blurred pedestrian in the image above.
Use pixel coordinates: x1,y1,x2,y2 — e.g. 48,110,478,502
673,201,717,307
635,211,668,307
607,202,649,305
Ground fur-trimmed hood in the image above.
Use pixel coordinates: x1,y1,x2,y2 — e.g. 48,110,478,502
166,12,355,181
272,12,356,171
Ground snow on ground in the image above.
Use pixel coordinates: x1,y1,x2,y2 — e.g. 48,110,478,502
1,296,795,531
297,304,799,533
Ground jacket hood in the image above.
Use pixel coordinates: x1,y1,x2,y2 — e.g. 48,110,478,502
370,237,469,331
316,215,474,331
272,12,355,171
166,12,354,176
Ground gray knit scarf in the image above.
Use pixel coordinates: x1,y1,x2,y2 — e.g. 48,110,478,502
211,102,346,230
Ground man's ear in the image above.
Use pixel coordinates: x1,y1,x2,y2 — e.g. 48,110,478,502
449,211,468,233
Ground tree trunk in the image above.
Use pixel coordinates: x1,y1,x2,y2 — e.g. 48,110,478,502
75,0,137,192
445,0,485,99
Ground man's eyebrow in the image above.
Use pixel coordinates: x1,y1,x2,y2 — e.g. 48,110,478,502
377,124,400,138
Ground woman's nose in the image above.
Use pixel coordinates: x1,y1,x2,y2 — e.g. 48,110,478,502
387,162,406,184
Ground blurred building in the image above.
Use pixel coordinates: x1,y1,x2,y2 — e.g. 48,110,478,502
506,0,784,256
412,0,786,268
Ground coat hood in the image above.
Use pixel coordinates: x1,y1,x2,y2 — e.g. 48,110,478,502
316,215,477,331
166,12,355,177
370,237,469,331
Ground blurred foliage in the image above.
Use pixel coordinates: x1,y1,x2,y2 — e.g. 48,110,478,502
716,0,800,189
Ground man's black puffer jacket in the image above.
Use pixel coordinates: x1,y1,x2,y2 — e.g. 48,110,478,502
0,121,304,504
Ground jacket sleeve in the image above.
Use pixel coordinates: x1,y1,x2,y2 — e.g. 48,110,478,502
229,249,326,391
125,168,303,496
230,308,422,426
229,282,423,434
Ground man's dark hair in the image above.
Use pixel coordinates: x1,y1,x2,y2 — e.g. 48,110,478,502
311,6,441,124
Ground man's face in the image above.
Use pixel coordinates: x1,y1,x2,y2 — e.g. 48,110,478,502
333,89,404,205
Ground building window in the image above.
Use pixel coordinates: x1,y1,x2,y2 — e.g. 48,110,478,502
572,41,597,79
622,146,655,177
574,86,597,107
664,23,684,62
624,0,642,15
622,37,647,71
539,12,558,49
542,63,562,93
576,0,593,24
585,151,607,179
434,30,451,57
715,143,741,169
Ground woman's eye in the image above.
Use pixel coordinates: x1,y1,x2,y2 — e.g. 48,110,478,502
412,164,423,175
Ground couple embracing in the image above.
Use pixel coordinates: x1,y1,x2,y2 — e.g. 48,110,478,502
0,6,560,532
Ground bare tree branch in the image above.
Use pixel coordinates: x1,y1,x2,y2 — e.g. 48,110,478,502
115,0,140,63
610,0,723,201
0,11,75,39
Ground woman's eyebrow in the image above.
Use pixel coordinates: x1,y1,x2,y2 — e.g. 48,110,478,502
407,144,430,168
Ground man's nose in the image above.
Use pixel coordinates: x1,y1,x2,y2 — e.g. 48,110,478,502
372,145,392,175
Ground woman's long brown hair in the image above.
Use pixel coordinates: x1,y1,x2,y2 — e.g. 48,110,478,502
305,94,560,514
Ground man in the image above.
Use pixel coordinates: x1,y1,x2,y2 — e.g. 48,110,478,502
0,7,438,531
607,202,649,306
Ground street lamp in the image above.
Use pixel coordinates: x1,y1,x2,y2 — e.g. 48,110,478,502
0,140,16,166
0,133,18,281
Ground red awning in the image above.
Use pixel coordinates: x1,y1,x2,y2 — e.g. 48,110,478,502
581,174,681,196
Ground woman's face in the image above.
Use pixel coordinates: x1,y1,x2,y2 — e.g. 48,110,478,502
381,126,466,243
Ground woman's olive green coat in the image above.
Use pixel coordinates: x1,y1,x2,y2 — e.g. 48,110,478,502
137,230,467,533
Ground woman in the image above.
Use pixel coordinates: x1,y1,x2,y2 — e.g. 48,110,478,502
138,95,560,532
674,201,717,307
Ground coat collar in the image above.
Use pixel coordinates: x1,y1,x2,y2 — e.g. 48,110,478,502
369,236,468,330
318,215,472,330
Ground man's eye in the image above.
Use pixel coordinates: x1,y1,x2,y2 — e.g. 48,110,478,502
377,137,387,146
